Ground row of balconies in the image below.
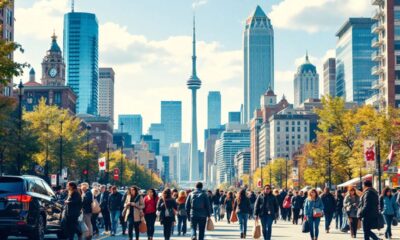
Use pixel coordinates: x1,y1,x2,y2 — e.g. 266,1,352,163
372,22,385,34
371,37,384,48
371,50,384,61
372,0,384,6
371,65,385,76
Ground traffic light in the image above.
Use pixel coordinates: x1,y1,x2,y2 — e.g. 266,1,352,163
83,169,88,175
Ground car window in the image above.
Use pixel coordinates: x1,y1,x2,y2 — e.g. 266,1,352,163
28,179,47,196
41,180,55,197
0,177,23,193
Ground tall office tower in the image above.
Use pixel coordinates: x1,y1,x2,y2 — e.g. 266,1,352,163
64,9,99,115
0,1,14,96
323,58,336,96
148,123,167,155
228,111,241,123
187,16,202,182
367,0,400,109
243,5,274,123
161,101,182,147
98,68,115,123
294,53,319,107
215,124,250,185
169,142,190,183
207,91,221,129
336,18,377,105
118,114,143,143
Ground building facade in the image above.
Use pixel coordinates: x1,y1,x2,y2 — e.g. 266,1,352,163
78,114,114,154
0,2,14,96
99,68,115,123
148,123,167,155
207,91,221,129
64,11,99,115
169,142,190,183
234,148,251,180
161,101,182,153
294,54,319,107
367,0,400,109
243,5,274,123
323,58,336,96
204,127,225,185
118,114,143,144
215,124,250,185
228,112,241,123
336,18,377,104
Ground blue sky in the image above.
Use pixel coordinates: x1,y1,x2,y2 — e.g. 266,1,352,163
15,0,373,149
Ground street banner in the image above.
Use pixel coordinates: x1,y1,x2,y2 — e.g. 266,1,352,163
257,179,262,188
392,176,399,188
98,157,106,171
50,174,57,186
113,168,119,180
364,140,376,168
62,167,68,179
397,166,400,176
292,167,298,179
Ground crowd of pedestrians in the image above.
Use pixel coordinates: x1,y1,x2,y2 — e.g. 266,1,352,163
60,180,400,240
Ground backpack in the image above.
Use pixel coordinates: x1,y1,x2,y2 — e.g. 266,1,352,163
178,203,187,216
191,191,206,210
164,199,174,217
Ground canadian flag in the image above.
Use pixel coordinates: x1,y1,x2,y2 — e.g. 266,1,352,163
98,157,106,171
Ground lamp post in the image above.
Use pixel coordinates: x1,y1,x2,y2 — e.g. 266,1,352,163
377,136,382,194
120,122,124,187
106,143,111,184
285,154,289,190
44,121,50,183
58,120,63,187
150,169,153,188
260,161,265,188
86,125,91,183
17,80,24,175
328,138,332,190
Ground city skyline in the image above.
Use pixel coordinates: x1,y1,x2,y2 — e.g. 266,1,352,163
13,0,375,149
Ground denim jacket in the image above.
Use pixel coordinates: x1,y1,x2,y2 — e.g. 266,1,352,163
381,196,398,216
304,197,324,218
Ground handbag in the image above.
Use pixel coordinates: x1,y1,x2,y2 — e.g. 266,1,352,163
206,218,214,231
220,205,226,216
357,219,362,229
302,220,310,233
312,208,323,218
373,213,385,229
230,210,238,223
139,218,147,233
92,198,101,214
252,220,261,239
77,214,88,235
392,217,398,226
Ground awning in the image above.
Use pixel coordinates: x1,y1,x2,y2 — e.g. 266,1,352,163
337,174,373,187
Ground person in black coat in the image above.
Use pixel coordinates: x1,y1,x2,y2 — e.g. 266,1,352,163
63,182,82,240
357,180,380,240
234,189,251,238
320,187,336,233
254,185,279,240
291,190,303,225
108,186,123,236
157,188,178,240
99,185,111,234
334,189,344,229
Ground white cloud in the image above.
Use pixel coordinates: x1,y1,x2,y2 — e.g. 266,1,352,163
192,0,208,9
14,0,241,149
269,0,373,33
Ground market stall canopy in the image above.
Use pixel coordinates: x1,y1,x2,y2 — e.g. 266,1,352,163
337,174,373,188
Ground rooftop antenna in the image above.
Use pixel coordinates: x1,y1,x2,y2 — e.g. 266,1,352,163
71,0,75,12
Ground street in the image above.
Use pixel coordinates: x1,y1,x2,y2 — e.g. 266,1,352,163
8,218,400,240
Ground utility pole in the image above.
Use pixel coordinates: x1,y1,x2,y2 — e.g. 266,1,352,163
58,120,64,187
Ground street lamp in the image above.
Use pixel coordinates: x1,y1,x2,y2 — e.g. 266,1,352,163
86,125,91,183
106,143,111,184
269,158,272,186
285,154,289,190
327,128,333,190
260,161,265,188
44,121,50,183
376,134,382,194
17,80,24,175
120,122,124,187
58,120,63,187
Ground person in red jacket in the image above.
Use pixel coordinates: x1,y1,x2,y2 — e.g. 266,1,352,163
144,189,158,240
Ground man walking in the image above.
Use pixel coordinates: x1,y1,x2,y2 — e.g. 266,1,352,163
357,180,381,240
100,185,111,235
254,185,279,240
321,187,336,233
185,182,211,240
81,182,93,240
108,186,123,236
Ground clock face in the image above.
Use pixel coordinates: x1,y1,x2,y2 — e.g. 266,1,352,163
49,68,57,78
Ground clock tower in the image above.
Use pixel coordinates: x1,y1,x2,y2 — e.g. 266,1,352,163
41,32,66,86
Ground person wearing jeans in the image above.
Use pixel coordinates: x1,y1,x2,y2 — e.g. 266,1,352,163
176,190,188,236
234,189,251,238
304,189,324,240
343,187,360,238
211,189,221,222
320,187,335,233
380,187,399,239
334,189,344,229
108,186,123,236
81,183,93,240
254,185,279,240
185,182,211,240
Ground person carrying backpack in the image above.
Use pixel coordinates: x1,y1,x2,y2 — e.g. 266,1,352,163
157,188,178,240
176,190,188,236
185,182,211,240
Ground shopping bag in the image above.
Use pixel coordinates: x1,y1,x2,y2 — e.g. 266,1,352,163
77,214,88,235
139,218,147,233
230,211,238,223
220,205,226,215
252,220,261,239
206,218,214,231
302,220,310,233
357,219,362,229
393,217,398,226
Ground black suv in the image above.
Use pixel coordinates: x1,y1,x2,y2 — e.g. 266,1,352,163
0,175,66,239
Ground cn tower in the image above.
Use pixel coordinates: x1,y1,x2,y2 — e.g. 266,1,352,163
187,15,201,182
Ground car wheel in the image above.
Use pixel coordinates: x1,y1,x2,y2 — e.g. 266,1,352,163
30,215,45,240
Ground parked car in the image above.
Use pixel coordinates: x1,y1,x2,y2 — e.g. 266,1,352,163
0,175,65,240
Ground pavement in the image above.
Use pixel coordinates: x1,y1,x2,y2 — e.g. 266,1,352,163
8,217,400,239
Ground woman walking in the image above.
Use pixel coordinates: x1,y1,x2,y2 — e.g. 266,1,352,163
380,187,399,239
91,188,100,237
176,190,188,236
123,186,145,240
224,191,234,224
304,189,324,240
343,187,360,238
157,188,178,240
144,189,158,240
63,182,82,240
211,189,221,222
234,189,251,239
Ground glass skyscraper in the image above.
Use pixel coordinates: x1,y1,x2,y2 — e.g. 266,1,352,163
207,91,221,129
118,114,143,144
161,101,182,147
64,12,99,115
336,18,377,104
243,5,274,123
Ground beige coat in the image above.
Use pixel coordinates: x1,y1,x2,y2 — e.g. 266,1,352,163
123,194,144,222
